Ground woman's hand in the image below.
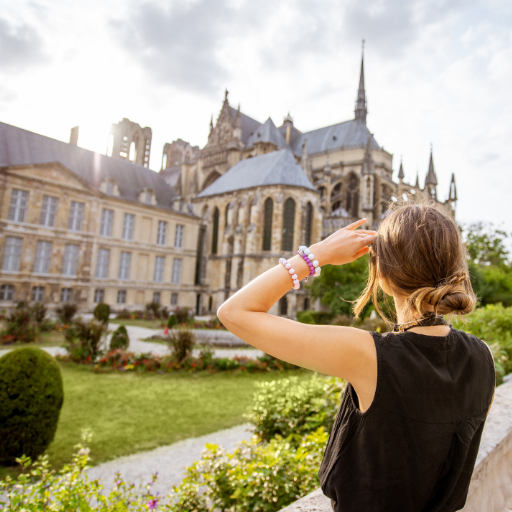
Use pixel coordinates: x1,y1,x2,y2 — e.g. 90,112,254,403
309,218,376,267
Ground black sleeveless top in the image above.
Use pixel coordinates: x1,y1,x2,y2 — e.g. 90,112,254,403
319,328,495,512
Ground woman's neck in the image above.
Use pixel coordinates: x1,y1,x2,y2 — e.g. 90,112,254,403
393,295,433,324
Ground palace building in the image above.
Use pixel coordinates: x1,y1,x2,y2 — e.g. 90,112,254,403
0,53,457,317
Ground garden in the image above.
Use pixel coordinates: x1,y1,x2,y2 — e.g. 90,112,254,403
2,223,512,510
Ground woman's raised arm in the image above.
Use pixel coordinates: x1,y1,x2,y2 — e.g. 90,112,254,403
217,219,377,383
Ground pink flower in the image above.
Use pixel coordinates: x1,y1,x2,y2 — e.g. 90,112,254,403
147,498,158,510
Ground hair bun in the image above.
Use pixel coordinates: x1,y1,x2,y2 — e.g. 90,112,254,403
436,281,475,315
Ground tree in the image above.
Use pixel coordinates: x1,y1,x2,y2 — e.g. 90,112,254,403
464,222,509,266
307,255,370,316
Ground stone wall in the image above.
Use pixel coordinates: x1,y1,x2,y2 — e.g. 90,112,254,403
279,382,512,512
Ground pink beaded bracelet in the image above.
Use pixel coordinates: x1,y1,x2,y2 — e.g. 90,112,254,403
298,245,321,278
279,257,300,290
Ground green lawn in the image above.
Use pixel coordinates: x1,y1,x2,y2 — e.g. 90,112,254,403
109,319,163,329
43,364,311,471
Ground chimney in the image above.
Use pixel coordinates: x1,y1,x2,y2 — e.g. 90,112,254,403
70,126,79,146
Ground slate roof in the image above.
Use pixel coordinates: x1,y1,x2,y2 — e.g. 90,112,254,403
228,107,261,144
0,121,182,213
291,119,380,156
245,118,288,149
197,149,316,198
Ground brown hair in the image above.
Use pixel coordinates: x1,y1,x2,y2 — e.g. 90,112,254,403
354,199,476,321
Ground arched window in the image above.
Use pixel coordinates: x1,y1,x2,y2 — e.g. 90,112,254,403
281,198,295,251
211,207,219,254
304,202,313,247
262,198,273,250
279,296,288,316
162,153,168,170
225,204,230,227
129,141,136,162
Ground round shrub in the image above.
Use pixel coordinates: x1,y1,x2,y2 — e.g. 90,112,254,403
167,314,178,329
110,325,130,350
93,302,110,323
0,347,64,465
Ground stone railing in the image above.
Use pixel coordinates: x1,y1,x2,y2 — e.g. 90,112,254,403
280,382,512,512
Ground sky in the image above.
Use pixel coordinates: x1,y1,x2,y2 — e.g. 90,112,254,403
0,0,511,232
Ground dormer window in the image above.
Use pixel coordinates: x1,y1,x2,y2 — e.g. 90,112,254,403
139,188,155,205
101,179,119,196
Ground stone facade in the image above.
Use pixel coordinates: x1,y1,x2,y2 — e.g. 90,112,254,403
193,183,321,317
0,146,201,312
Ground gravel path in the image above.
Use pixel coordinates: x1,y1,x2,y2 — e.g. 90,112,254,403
0,325,264,360
109,324,264,360
87,424,254,495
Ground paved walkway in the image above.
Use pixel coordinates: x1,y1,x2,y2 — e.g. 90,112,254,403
87,424,254,495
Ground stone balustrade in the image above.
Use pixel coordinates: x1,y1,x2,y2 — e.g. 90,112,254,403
280,382,512,512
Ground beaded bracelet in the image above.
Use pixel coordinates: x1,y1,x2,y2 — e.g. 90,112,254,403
279,258,301,290
298,246,321,278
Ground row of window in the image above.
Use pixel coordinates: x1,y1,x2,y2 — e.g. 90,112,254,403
211,198,313,254
2,237,183,284
8,189,185,247
93,289,179,305
0,284,179,306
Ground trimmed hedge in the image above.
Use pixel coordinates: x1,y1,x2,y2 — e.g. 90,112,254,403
0,347,64,465
93,302,110,323
110,324,130,350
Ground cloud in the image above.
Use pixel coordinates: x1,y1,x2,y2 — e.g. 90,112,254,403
342,0,477,57
0,17,47,70
110,0,240,95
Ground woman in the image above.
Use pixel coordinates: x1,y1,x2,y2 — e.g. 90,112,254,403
217,202,495,512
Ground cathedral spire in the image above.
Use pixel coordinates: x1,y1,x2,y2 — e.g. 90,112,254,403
425,145,438,186
354,40,367,124
448,173,457,202
398,157,404,182
415,169,420,188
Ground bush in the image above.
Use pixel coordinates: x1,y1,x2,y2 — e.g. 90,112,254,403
0,347,63,465
93,302,110,323
169,428,328,512
174,306,190,325
145,301,161,319
115,308,132,319
0,431,162,509
65,319,108,362
55,303,78,324
30,302,47,325
110,325,130,350
245,375,345,443
166,326,195,364
167,314,178,329
296,310,334,325
40,319,57,333
0,305,39,344
453,304,512,381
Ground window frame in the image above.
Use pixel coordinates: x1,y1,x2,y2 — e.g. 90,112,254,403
154,255,165,283
118,251,132,280
40,195,59,227
157,220,168,246
33,240,53,274
0,284,15,301
171,258,182,284
122,213,135,240
68,201,85,232
31,286,45,302
2,236,23,272
60,288,73,303
174,224,185,248
8,189,29,223
95,248,110,279
62,244,79,276
100,208,114,237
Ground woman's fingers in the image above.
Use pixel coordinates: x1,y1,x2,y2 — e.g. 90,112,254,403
353,246,371,260
343,218,367,231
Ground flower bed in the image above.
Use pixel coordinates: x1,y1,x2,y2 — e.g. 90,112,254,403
88,349,297,374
